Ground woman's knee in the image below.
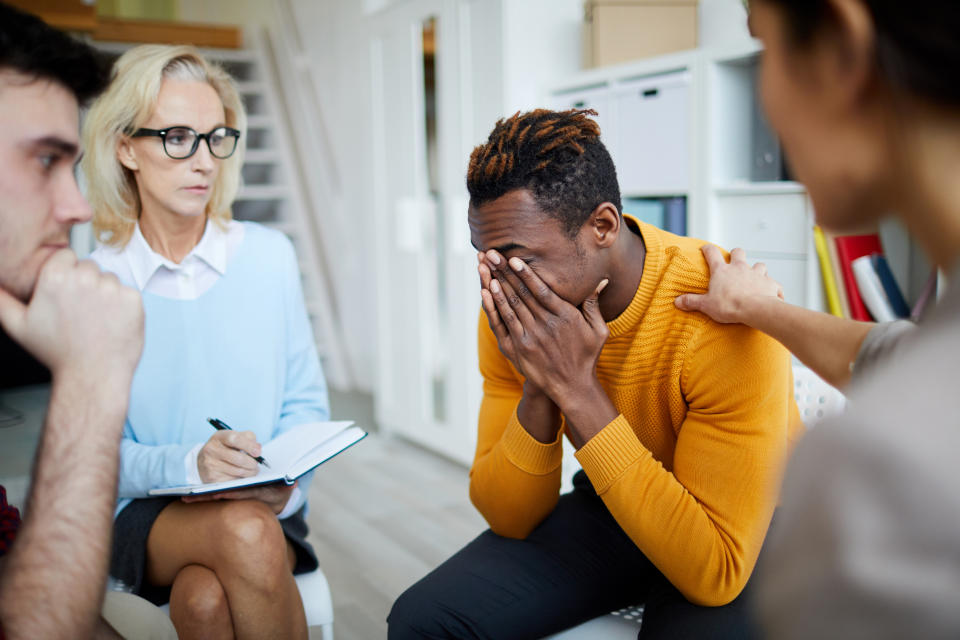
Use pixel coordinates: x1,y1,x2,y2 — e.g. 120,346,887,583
211,500,290,582
214,500,285,556
170,565,230,627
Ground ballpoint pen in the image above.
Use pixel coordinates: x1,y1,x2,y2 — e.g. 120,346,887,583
207,417,271,468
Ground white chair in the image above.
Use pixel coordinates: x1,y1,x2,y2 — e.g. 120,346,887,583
791,364,846,428
543,605,644,639
295,567,335,638
545,365,846,639
152,566,334,639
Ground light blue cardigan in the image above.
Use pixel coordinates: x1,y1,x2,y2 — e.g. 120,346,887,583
100,222,330,517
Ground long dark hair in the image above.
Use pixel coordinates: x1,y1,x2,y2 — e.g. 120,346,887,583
759,0,960,107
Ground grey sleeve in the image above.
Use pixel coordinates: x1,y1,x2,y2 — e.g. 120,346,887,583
851,320,915,382
755,383,960,640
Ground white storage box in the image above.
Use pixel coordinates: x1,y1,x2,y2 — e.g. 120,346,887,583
715,191,813,307
716,192,809,255
551,84,614,145
612,70,690,194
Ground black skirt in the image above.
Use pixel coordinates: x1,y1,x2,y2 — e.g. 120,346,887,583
110,496,319,606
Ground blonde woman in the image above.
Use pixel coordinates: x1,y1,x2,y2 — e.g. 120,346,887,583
83,45,327,640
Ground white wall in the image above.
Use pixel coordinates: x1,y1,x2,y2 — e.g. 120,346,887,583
500,0,583,113
699,0,751,50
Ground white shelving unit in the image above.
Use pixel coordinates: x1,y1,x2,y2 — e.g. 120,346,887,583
704,43,825,312
547,39,931,316
550,50,702,237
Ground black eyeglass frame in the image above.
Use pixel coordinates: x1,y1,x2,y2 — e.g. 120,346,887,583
130,126,242,160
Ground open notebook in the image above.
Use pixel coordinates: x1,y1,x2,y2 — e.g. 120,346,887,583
149,421,366,496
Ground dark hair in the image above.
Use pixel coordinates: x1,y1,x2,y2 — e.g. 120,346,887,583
760,0,960,107
0,2,108,105
467,108,622,238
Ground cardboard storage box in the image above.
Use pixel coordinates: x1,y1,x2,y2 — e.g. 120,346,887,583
584,0,698,68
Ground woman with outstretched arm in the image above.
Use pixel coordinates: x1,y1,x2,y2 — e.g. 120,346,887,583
675,1,960,638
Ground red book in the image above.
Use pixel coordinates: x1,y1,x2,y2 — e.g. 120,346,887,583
834,234,884,321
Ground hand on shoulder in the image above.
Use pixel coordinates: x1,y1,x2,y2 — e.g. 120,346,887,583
674,244,784,326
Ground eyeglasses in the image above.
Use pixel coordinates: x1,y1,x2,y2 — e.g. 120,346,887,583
131,126,241,160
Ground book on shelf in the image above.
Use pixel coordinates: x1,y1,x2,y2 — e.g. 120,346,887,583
812,226,844,317
663,197,687,236
623,196,686,236
624,198,664,229
822,229,851,318
149,421,367,496
869,253,911,318
833,233,884,321
852,256,898,322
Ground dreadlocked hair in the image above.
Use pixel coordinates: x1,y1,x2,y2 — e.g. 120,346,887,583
467,108,622,238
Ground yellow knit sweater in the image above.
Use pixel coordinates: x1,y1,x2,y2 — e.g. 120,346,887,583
469,219,803,607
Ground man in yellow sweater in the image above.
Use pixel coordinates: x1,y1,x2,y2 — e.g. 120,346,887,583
388,109,803,639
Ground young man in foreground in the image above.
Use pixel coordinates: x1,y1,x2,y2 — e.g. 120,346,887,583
0,5,155,637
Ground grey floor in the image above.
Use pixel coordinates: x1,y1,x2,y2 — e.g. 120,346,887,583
0,385,488,640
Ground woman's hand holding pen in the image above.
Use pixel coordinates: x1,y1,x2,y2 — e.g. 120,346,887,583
198,430,264,483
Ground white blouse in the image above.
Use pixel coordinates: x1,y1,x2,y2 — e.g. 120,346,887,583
92,218,244,300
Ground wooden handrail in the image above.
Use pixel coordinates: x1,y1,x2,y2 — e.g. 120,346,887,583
93,18,243,49
4,0,243,50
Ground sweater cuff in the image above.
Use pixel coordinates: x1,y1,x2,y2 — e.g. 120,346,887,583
277,485,304,520
575,414,648,493
500,407,563,475
184,443,204,485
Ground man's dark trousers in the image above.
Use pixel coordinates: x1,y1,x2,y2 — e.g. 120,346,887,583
388,470,761,640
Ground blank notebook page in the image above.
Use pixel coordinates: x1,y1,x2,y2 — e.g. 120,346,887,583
261,421,356,478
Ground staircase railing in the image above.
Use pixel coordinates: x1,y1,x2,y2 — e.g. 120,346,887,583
258,0,362,388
